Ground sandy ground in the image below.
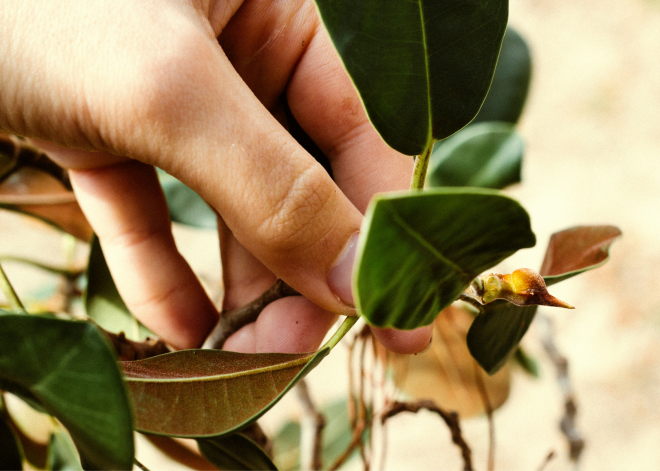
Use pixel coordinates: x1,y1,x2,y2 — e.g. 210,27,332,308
1,0,659,469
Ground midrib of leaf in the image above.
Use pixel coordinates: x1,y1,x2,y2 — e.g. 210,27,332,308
125,353,314,384
417,0,433,148
383,201,470,279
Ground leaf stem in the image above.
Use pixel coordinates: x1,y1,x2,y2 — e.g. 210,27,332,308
409,143,434,190
322,316,359,350
0,262,26,313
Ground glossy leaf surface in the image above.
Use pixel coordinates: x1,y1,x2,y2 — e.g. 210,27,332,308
473,27,532,125
122,348,329,437
158,170,217,229
354,189,535,329
467,225,622,374
0,314,134,470
428,122,523,189
198,433,277,471
314,0,508,155
85,237,152,340
541,225,622,285
467,301,537,374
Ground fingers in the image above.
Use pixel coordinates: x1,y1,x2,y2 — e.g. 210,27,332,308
65,154,219,349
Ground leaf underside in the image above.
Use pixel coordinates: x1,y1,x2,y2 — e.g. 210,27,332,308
122,348,329,437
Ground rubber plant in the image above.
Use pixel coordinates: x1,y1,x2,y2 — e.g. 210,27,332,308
0,0,620,469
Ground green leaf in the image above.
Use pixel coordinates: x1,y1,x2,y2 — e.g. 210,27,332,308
122,348,330,437
0,414,23,471
197,433,277,471
354,189,535,329
467,225,622,374
314,0,508,155
0,314,134,470
540,225,622,286
85,237,153,341
467,301,537,375
47,428,83,471
428,122,523,189
473,27,532,125
157,170,217,229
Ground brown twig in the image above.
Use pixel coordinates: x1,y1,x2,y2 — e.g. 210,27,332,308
381,400,473,471
536,450,556,471
202,279,298,349
538,314,585,463
296,379,326,470
104,331,170,361
473,362,495,471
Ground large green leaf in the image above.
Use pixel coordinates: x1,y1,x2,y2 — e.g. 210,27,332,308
467,225,622,374
472,27,532,125
0,314,134,470
157,170,217,229
197,433,277,471
122,348,330,437
314,0,508,155
354,189,535,329
0,413,23,471
428,122,523,189
85,237,153,341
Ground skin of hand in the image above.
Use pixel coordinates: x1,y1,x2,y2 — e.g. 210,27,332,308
0,0,432,353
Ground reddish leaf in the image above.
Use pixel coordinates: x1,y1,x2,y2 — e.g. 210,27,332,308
540,225,622,285
0,168,92,240
122,349,329,437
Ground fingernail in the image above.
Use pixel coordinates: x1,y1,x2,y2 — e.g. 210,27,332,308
415,335,433,355
327,232,359,307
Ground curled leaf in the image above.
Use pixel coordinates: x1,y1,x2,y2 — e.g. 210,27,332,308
540,225,622,285
466,268,574,309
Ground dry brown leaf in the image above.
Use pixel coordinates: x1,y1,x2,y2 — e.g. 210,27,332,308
0,167,92,240
389,305,510,417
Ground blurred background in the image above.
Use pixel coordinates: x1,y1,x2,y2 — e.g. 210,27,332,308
1,0,659,469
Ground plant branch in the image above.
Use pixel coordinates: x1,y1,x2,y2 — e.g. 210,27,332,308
538,314,585,464
409,144,434,190
381,400,473,471
0,262,26,313
296,379,326,471
202,279,299,349
103,330,170,361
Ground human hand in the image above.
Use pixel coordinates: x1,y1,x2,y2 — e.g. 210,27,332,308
0,0,432,353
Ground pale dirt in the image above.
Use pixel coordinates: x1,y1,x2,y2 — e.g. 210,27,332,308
2,0,659,469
